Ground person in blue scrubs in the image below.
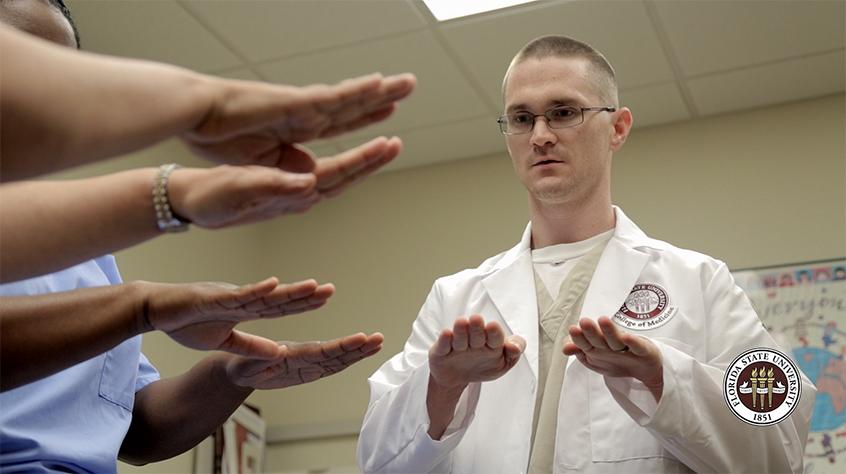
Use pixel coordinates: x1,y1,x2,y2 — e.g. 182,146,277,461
0,1,386,471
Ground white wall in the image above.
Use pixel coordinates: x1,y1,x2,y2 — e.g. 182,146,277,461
112,94,844,473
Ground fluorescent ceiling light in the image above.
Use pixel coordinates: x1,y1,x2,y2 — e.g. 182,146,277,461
422,0,541,21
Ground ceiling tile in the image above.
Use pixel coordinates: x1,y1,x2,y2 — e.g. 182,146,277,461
654,0,846,77
620,83,691,129
338,115,506,172
440,0,676,109
688,50,846,117
215,68,262,81
257,30,489,140
182,0,427,63
66,0,241,71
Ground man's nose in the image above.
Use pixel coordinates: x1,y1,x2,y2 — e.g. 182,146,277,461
530,117,557,148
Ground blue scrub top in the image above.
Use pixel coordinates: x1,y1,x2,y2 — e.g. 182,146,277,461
0,256,160,473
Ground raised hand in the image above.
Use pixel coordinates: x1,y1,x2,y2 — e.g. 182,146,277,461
168,136,401,229
429,315,525,392
142,277,334,359
563,316,664,401
182,73,416,165
224,332,384,389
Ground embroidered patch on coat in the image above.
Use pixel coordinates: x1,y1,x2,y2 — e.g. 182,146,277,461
723,347,802,426
613,283,677,330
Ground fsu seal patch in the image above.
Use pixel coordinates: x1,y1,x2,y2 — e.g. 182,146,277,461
613,283,677,330
723,347,802,426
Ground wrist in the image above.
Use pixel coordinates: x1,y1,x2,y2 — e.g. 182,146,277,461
638,368,664,403
128,280,156,336
212,353,254,396
164,166,192,224
153,164,190,232
428,373,468,401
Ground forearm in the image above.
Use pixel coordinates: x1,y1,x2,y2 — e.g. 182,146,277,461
0,169,161,282
426,375,467,440
120,353,253,465
607,342,810,473
0,24,214,181
0,282,149,390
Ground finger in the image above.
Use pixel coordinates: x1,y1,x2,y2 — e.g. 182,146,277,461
320,104,396,139
467,315,486,349
258,296,332,316
568,325,594,353
379,73,416,103
597,316,627,352
505,334,527,354
579,318,611,350
484,321,505,349
274,144,318,173
451,318,470,351
337,332,370,352
315,137,388,190
337,339,384,365
218,330,284,359
339,73,415,117
317,333,367,359
431,329,453,357
303,74,380,117
323,73,414,126
574,350,592,368
212,277,278,310
241,279,320,310
239,276,278,298
620,333,652,358
317,141,399,198
562,341,581,356
242,166,318,199
359,332,385,354
257,298,329,317
334,348,379,368
288,340,340,365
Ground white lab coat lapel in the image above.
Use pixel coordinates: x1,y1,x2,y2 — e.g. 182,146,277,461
580,207,652,325
481,224,539,381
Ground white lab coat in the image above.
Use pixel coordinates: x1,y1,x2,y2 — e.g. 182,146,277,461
357,207,815,474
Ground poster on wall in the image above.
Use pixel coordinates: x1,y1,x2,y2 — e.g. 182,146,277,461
733,258,846,473
193,404,266,474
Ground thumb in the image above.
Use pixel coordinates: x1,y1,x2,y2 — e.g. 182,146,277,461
219,330,285,359
505,335,527,354
503,335,526,368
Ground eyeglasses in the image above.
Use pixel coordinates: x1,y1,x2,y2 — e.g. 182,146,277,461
497,106,616,135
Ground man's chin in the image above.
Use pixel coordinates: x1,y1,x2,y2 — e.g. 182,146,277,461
529,180,575,203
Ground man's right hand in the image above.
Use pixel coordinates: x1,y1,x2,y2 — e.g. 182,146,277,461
426,315,525,439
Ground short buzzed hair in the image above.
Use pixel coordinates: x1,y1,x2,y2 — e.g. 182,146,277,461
503,35,618,106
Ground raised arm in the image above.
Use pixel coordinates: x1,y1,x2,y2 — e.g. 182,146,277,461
0,137,402,282
0,23,415,180
120,332,383,465
565,263,814,473
427,315,525,439
0,277,334,391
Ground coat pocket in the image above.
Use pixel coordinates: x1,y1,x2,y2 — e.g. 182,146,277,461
588,338,694,463
97,338,142,411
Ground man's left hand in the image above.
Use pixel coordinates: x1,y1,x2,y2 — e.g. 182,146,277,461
563,316,664,402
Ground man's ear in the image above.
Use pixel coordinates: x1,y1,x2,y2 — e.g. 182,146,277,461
610,107,633,151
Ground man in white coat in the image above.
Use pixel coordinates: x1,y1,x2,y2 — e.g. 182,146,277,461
357,36,814,473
